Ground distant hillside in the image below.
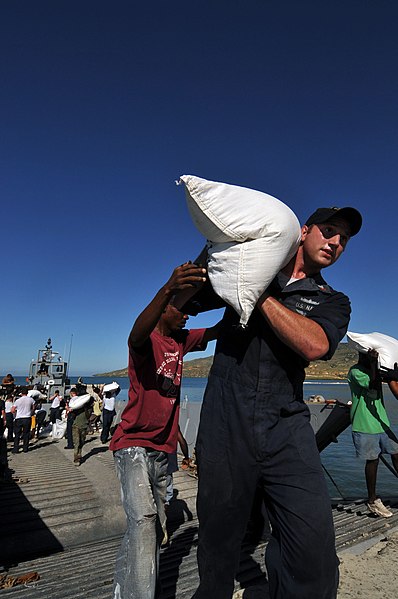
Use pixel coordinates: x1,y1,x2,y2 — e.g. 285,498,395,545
94,343,358,380
305,343,357,380
94,366,129,377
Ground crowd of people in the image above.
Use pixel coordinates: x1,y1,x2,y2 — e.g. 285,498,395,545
0,380,120,479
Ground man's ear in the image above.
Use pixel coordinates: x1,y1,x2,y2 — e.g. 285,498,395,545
300,224,309,243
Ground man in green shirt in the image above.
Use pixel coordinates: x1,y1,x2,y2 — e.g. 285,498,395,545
348,349,398,517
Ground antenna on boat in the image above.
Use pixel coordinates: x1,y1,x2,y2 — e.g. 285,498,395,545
66,334,73,377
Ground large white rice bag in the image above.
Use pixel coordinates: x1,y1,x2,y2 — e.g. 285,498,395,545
103,381,120,394
28,389,46,400
347,331,398,370
179,175,301,326
69,393,92,410
53,418,67,439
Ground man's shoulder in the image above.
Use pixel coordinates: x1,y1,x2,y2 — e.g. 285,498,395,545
311,273,349,300
348,365,370,383
308,274,351,315
283,272,349,302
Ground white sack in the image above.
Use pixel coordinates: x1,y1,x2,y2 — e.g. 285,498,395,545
347,331,398,370
179,174,301,326
53,419,67,439
28,389,46,400
69,393,91,410
103,381,120,394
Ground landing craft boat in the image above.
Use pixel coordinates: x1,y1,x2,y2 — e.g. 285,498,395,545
27,337,71,400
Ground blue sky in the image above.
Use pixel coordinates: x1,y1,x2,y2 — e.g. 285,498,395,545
1,1,398,375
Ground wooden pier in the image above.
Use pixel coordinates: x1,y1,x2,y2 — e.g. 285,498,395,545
1,434,398,598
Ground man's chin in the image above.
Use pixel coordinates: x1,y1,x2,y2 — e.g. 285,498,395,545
319,254,334,267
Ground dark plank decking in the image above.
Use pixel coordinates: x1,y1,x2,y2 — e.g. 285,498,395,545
1,434,398,598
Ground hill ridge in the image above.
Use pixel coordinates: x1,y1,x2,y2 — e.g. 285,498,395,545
94,342,357,380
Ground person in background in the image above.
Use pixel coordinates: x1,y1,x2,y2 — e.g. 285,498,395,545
2,373,15,397
70,388,93,466
109,262,220,599
0,396,7,480
165,426,190,506
64,394,75,450
33,397,47,439
88,386,103,434
101,386,120,444
4,395,14,443
37,360,49,375
49,390,63,430
348,349,398,518
11,387,35,454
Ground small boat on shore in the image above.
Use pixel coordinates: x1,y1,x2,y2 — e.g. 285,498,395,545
27,338,71,400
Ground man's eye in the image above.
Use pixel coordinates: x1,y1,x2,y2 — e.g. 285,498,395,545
322,226,334,236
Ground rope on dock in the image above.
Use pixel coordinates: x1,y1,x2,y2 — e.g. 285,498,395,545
322,464,346,499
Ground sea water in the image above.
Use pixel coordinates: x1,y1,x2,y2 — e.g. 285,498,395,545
13,376,398,500
102,376,398,500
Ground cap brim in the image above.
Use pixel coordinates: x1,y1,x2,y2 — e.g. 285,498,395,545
333,207,362,236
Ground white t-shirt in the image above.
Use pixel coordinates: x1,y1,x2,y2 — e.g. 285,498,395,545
51,395,61,408
103,395,115,411
14,395,35,419
5,399,13,413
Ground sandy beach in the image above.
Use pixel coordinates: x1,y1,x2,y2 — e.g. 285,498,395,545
232,529,398,598
337,530,398,598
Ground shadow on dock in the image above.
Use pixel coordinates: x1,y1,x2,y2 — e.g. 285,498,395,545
0,477,63,566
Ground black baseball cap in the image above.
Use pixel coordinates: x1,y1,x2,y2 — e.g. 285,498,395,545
305,206,362,237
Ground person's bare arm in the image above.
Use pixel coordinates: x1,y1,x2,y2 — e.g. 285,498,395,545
177,427,189,460
256,293,329,361
388,380,398,399
128,263,206,348
202,320,223,345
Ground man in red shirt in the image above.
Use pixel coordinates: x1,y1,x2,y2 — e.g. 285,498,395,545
110,261,219,599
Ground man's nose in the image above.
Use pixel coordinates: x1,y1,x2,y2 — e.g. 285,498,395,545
328,233,342,247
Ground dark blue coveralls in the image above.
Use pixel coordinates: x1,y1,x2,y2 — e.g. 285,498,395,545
190,273,351,599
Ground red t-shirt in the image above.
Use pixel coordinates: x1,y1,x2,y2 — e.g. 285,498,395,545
109,328,206,453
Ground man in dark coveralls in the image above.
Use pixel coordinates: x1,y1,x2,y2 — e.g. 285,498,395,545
189,206,362,599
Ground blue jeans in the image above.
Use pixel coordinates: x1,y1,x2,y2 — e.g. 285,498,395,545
113,447,168,599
